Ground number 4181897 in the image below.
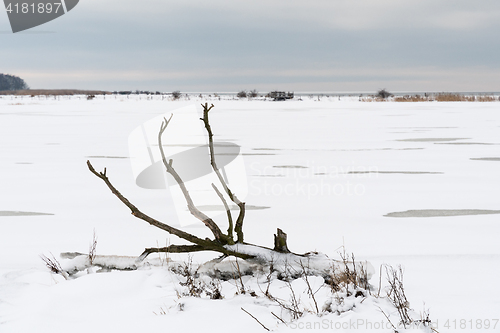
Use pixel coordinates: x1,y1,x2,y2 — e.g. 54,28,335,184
5,2,62,14
444,319,498,330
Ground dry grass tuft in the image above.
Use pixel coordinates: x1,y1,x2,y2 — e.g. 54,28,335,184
40,253,69,280
326,248,370,293
365,93,498,103
88,229,98,265
394,95,429,102
434,93,474,102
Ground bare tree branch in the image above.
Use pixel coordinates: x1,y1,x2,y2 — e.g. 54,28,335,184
139,244,206,261
234,203,246,244
200,103,246,243
86,160,253,260
212,183,234,242
157,115,230,244
88,160,206,244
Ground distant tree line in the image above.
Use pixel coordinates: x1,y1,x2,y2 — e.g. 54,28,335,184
112,90,165,95
0,74,29,91
237,89,259,98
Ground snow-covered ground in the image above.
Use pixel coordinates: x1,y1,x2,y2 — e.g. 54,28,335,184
1,95,499,332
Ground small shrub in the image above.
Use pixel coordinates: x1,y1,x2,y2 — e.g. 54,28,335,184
170,256,203,297
171,91,181,100
248,89,258,98
237,90,247,98
385,265,412,328
170,256,224,299
205,280,224,300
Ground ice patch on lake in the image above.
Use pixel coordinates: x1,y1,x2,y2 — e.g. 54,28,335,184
396,137,470,142
470,157,500,161
385,209,500,218
437,142,496,145
348,171,443,175
273,165,308,168
0,211,54,217
86,155,129,159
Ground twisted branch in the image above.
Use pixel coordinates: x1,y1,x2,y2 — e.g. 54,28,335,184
87,160,253,260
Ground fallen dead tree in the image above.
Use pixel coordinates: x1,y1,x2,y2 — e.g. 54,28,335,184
64,103,371,280
87,103,298,261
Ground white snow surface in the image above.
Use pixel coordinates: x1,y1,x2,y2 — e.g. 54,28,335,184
1,94,500,332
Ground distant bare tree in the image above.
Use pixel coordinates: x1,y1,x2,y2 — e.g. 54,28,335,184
376,89,392,99
248,90,259,98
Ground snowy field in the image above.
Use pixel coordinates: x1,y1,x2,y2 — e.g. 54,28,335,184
1,95,499,332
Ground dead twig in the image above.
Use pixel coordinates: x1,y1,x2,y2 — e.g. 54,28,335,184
377,306,397,331
88,229,97,265
212,183,234,241
299,260,319,314
271,311,287,325
241,307,270,331
234,258,246,294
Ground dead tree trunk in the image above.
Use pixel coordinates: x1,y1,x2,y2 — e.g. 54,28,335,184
273,228,290,253
87,103,290,261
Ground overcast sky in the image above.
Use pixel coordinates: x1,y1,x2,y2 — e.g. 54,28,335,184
2,0,500,92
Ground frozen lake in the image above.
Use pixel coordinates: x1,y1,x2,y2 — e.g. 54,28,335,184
1,95,499,331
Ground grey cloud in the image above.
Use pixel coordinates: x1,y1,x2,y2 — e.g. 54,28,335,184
2,0,500,91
